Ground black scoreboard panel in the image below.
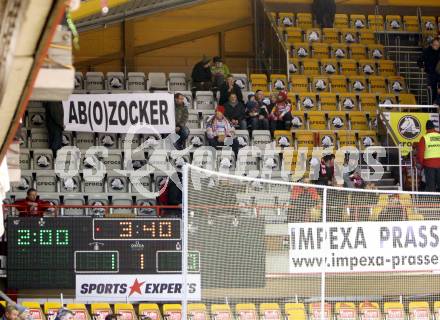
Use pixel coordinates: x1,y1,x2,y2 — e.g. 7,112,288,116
7,217,181,289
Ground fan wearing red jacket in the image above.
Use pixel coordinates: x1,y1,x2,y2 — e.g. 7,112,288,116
14,188,52,217
268,90,293,136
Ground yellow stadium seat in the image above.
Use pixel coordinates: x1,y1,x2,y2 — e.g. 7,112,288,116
292,42,311,59
331,43,348,59
139,304,162,320
306,28,322,42
22,302,45,320
328,111,348,130
377,60,395,76
350,14,367,29
236,304,258,320
290,75,310,92
340,59,358,76
359,130,378,149
409,302,430,320
349,76,368,93
384,302,405,320
279,12,295,27
66,304,90,320
421,16,437,34
275,130,294,148
188,304,209,320
339,93,358,111
312,42,330,58
433,301,440,320
379,94,397,107
91,303,112,320
44,302,62,320
308,111,327,130
114,304,137,320
289,58,302,75
358,59,377,76
367,44,385,59
291,111,306,129
330,75,348,93
299,93,318,111
398,93,417,105
285,303,306,320
302,58,320,75
163,304,181,320
323,28,340,43
312,76,330,92
295,130,316,148
260,303,282,320
358,30,376,45
359,302,381,320
350,111,370,130
369,76,387,94
297,13,313,29
349,44,367,60
271,74,288,91
387,76,407,93
335,14,349,29
286,27,304,44
335,302,357,320
250,74,268,91
386,15,403,31
321,59,339,75
340,28,358,44
211,305,233,320
403,16,419,32
338,131,358,148
368,14,385,31
319,93,338,111
359,93,377,113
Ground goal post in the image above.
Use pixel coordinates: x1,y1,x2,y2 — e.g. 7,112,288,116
181,164,440,320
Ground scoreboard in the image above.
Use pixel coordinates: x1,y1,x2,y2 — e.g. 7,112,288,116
7,217,198,289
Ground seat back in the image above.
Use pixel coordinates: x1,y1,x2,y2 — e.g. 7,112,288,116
30,128,49,149
339,93,358,111
383,302,405,320
66,304,90,320
169,73,187,91
188,304,209,320
292,43,311,59
147,72,168,90
36,171,58,193
86,72,105,90
351,15,367,29
91,303,112,320
163,304,181,320
211,304,233,320
11,170,34,192
312,76,329,92
138,303,162,320
44,302,62,320
114,303,137,320
260,303,281,320
330,76,348,93
22,302,45,320
323,28,339,43
195,91,215,110
321,59,339,75
33,149,54,170
386,15,403,31
298,94,318,111
328,112,348,130
285,303,306,320
335,303,356,320
408,302,430,320
403,16,419,32
63,195,85,216
290,75,309,92
236,304,257,320
302,59,319,75
106,72,125,91
291,111,306,129
359,302,381,320
309,303,332,320
127,72,146,91
308,111,327,130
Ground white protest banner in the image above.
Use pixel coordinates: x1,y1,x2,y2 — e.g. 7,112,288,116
76,274,201,301
63,93,175,134
289,221,440,274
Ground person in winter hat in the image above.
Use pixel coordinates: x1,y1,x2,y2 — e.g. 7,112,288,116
268,90,293,136
206,105,240,155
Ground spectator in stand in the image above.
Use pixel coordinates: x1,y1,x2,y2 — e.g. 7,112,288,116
211,56,230,90
268,90,292,136
224,93,247,130
54,309,74,320
191,56,212,96
206,105,240,155
310,153,335,186
420,38,440,103
174,93,189,150
44,101,64,157
312,0,336,28
3,305,19,320
246,93,269,131
14,188,52,217
417,120,440,191
219,74,243,105
287,178,321,222
370,193,422,221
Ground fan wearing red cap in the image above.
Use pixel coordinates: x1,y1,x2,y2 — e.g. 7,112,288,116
268,90,293,136
206,105,240,155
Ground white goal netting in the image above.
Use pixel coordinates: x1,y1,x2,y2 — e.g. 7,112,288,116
181,164,440,320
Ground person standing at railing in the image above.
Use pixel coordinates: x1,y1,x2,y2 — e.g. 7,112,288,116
419,38,440,104
312,0,336,28
417,120,440,192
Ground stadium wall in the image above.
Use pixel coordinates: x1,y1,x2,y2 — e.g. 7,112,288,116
74,0,254,74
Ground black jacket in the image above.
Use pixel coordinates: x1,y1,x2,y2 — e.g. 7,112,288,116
44,101,64,130
191,61,212,83
224,102,246,122
421,46,440,75
219,82,243,105
167,173,182,206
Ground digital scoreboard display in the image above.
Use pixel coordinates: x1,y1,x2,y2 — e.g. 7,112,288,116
7,217,185,289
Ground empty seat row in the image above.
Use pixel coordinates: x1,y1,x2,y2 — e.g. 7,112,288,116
284,28,376,45
274,11,439,33
287,43,385,60
16,301,437,320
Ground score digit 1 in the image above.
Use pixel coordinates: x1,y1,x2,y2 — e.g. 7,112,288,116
139,253,144,270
